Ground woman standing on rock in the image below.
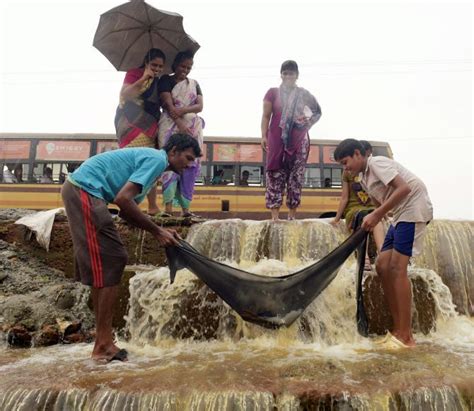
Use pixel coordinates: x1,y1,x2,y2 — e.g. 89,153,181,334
157,50,204,218
261,60,321,221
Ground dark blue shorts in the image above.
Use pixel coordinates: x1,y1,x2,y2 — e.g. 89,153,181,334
381,222,417,257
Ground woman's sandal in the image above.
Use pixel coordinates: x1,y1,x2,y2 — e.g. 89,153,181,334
156,212,172,218
182,211,201,218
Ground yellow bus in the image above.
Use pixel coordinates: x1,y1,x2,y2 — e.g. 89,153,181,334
0,133,392,219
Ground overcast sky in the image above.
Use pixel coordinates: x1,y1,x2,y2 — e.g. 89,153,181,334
0,0,472,219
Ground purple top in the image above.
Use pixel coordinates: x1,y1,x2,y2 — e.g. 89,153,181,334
264,87,321,171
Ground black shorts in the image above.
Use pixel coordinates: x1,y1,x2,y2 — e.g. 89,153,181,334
61,181,128,288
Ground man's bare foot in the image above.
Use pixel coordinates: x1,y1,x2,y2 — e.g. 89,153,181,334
92,343,128,362
392,331,416,347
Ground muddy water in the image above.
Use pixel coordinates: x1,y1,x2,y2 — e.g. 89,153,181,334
1,330,473,409
0,219,473,410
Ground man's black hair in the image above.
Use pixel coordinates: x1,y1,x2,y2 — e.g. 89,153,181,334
163,133,202,157
333,138,366,161
359,140,373,153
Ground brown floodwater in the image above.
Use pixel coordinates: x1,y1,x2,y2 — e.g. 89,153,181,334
1,327,473,409
1,219,473,410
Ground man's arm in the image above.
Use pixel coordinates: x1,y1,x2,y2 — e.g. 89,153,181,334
330,180,350,225
362,175,411,230
114,182,179,246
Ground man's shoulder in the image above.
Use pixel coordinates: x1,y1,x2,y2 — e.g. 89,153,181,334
368,155,396,169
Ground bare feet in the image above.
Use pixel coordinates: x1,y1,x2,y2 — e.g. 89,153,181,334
92,343,128,362
392,331,416,347
270,208,280,221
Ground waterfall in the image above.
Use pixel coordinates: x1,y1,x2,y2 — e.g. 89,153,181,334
414,220,473,315
1,218,473,411
126,219,471,345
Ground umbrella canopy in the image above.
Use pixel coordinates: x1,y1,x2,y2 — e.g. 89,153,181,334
93,0,200,73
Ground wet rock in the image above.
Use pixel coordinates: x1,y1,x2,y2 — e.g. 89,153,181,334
33,325,60,347
7,325,32,348
0,219,188,279
161,282,227,340
363,272,436,335
63,320,82,337
63,328,95,344
0,208,36,221
0,239,95,341
127,272,237,342
113,269,136,331
414,220,474,316
54,288,76,310
3,250,17,259
56,319,82,337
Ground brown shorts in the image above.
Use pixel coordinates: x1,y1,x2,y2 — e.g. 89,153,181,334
61,180,128,288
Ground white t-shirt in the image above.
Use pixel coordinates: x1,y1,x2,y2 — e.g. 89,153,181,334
2,169,16,183
361,156,433,224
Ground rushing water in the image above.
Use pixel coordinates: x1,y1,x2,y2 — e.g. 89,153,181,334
1,219,473,410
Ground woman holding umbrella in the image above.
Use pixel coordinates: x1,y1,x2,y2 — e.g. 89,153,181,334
157,50,204,218
114,48,166,215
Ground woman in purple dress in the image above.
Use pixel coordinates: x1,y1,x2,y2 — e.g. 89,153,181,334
261,60,322,221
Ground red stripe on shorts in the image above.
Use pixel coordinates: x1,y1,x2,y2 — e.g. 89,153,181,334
80,190,104,287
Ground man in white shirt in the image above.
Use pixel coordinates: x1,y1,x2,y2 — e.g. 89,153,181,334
2,165,17,183
334,139,433,348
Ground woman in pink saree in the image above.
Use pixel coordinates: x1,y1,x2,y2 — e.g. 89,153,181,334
261,60,322,221
158,51,204,217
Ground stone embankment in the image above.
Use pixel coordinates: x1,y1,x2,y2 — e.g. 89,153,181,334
0,209,192,348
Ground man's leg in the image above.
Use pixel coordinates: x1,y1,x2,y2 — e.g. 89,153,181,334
91,285,123,360
387,250,414,346
376,249,399,328
372,222,385,252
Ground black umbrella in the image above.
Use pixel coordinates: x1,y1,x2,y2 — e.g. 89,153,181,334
93,0,200,72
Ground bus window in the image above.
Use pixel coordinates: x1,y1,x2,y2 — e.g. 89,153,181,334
212,165,235,185
304,167,321,188
240,166,263,186
2,162,26,183
33,163,55,183
323,167,342,188
196,164,209,185
32,162,82,184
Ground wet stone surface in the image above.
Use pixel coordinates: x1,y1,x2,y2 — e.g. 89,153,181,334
0,238,94,347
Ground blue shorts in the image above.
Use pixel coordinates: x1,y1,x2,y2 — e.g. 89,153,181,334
381,222,428,257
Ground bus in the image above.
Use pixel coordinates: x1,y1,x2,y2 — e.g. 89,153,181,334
0,133,392,219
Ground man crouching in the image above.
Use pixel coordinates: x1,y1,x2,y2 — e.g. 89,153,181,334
61,133,201,362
